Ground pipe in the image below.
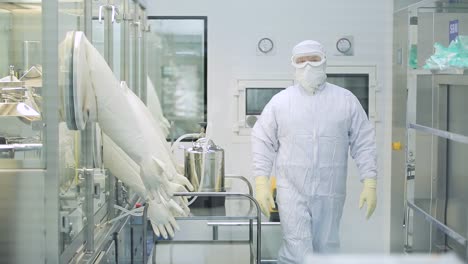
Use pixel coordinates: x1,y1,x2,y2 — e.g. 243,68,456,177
170,133,200,153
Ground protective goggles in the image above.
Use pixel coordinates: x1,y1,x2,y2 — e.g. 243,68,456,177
291,52,326,68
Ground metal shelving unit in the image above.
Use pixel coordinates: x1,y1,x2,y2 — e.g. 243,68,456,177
149,175,263,264
405,72,468,259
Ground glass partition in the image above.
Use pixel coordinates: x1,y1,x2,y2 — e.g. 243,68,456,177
92,0,122,79
91,5,105,55
128,0,137,93
0,2,43,168
416,5,468,69
147,17,207,140
90,0,125,224
58,0,86,253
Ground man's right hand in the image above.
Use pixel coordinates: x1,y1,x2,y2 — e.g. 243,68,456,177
255,176,276,218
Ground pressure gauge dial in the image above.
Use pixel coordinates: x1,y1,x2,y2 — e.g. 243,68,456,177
258,38,274,54
336,37,352,54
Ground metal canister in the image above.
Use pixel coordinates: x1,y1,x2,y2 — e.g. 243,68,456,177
184,138,225,192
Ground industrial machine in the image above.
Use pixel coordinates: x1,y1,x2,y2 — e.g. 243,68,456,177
0,1,151,263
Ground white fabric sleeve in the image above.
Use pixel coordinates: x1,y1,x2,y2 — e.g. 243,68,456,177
147,76,171,138
81,35,174,200
348,95,377,181
251,102,279,177
102,133,147,197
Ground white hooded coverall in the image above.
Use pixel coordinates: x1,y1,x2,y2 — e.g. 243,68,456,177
252,81,377,263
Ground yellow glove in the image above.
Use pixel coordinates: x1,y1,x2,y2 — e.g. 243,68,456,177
359,178,377,220
255,176,276,218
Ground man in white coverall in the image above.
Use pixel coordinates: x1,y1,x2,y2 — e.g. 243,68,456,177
252,40,377,263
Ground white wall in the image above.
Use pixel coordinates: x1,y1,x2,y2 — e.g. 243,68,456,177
148,0,394,254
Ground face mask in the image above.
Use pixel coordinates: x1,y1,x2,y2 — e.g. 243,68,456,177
295,64,327,94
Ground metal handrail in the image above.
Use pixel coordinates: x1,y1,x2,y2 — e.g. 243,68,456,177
150,191,262,264
409,123,468,145
174,192,262,264
0,143,42,151
146,176,261,264
207,221,280,226
225,175,255,216
407,200,467,246
225,174,253,196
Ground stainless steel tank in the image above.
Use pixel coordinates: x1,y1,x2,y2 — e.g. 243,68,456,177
184,138,225,192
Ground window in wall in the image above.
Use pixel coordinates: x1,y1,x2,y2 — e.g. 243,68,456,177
147,16,207,140
327,74,369,116
245,88,284,116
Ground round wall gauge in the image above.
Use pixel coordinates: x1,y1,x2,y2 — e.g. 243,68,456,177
336,37,352,54
258,38,274,54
